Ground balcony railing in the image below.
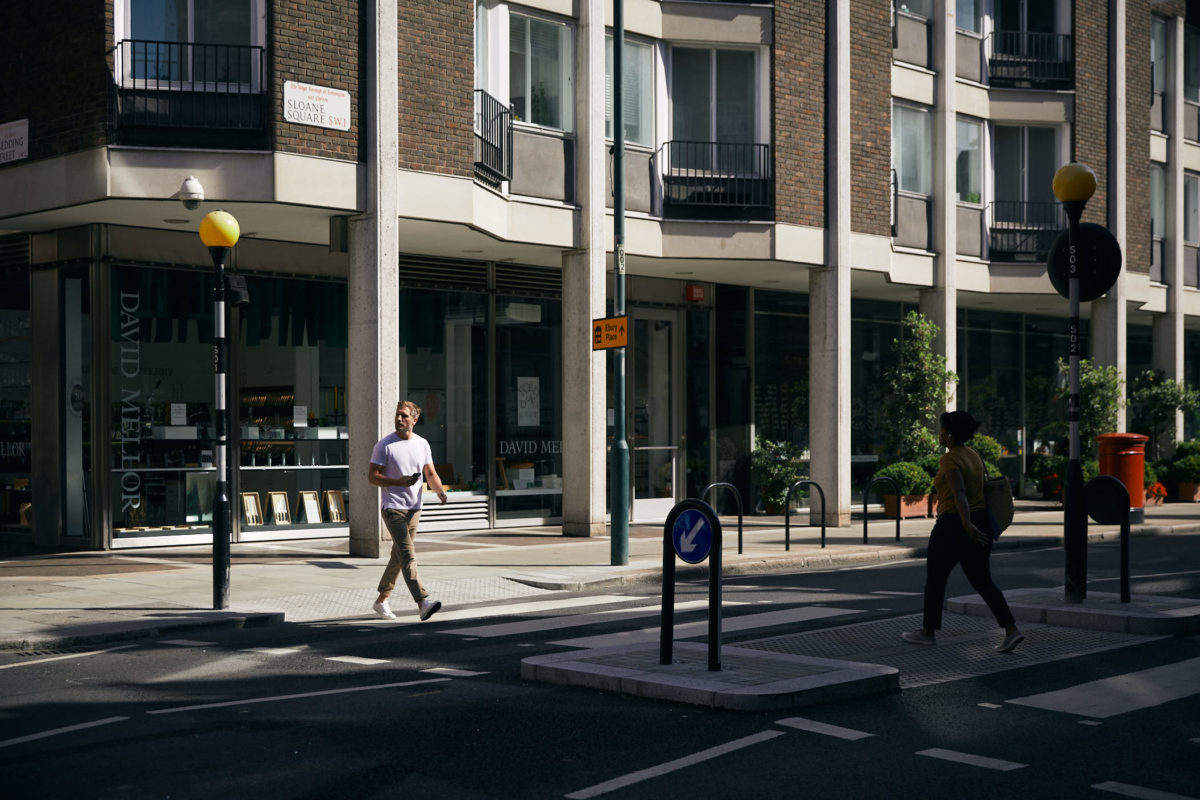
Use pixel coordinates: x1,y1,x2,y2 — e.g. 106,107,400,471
660,141,771,220
112,39,266,146
987,31,1073,88
988,200,1064,262
474,89,513,184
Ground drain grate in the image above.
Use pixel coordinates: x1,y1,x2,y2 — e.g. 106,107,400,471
736,613,1163,688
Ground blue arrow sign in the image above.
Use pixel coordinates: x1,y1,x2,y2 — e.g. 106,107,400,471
672,508,713,564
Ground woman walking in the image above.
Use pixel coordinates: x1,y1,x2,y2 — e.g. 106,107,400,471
901,410,1024,653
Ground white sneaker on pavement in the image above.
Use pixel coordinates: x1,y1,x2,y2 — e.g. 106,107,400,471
373,601,396,620
901,629,936,645
995,630,1025,653
419,598,442,621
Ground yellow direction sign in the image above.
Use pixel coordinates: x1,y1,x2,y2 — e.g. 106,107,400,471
592,316,628,350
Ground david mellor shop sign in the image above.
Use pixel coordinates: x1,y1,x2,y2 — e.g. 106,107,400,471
283,81,350,131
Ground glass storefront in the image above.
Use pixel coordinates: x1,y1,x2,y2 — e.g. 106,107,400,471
109,265,349,541
0,268,31,534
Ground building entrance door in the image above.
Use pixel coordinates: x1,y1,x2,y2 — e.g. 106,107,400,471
629,309,682,522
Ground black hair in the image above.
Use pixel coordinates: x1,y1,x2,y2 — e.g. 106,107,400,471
940,410,980,444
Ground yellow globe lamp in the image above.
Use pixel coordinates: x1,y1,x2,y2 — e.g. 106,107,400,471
1052,162,1096,204
199,210,240,248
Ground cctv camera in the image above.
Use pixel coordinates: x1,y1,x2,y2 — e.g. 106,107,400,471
179,176,204,210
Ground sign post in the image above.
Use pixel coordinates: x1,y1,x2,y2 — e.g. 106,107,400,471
660,499,723,671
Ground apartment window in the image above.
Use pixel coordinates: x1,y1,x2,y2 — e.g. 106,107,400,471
1153,16,1168,95
994,125,1057,206
606,36,654,147
510,13,574,131
957,118,982,204
893,104,932,195
996,0,1056,35
1185,25,1200,102
957,0,981,33
1185,173,1199,243
896,0,932,17
671,47,758,145
120,0,262,85
1151,164,1164,239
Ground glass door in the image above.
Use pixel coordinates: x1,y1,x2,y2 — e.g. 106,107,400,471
630,308,681,522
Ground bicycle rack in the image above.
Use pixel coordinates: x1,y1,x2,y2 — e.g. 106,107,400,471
862,476,902,544
784,480,827,550
702,482,743,554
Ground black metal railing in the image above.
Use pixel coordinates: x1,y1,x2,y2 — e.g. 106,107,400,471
660,141,771,220
474,89,513,184
987,200,1064,262
113,39,266,142
988,31,1073,88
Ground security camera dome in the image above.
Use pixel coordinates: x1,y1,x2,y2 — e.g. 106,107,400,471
180,176,204,210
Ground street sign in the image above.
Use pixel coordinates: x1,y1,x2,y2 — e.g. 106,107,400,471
1047,223,1122,301
592,315,628,350
671,507,713,564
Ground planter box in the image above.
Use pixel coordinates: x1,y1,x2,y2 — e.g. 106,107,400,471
883,494,931,519
1144,492,1165,506
1177,482,1200,502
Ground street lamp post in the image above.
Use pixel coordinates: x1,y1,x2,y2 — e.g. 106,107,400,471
199,210,240,610
1052,163,1096,604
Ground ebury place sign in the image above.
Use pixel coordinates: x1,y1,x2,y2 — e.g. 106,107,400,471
283,82,351,131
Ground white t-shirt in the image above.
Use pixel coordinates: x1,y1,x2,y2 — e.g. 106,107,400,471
370,432,432,511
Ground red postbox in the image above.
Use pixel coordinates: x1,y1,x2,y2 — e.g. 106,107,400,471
1096,433,1149,524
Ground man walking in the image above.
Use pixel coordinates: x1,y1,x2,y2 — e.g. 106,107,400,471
369,400,447,621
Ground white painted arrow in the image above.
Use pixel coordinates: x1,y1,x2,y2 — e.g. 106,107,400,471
679,516,705,553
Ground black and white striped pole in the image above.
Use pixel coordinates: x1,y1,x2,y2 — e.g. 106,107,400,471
1051,163,1096,604
199,210,240,610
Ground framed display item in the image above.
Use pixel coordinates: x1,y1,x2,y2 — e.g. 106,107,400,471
325,490,347,523
297,490,322,524
268,492,291,525
241,492,263,526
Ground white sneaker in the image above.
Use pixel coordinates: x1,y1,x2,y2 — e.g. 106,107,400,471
901,630,936,646
418,598,442,621
995,630,1025,653
373,601,396,620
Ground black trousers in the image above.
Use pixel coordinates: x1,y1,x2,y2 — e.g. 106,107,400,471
922,510,1015,631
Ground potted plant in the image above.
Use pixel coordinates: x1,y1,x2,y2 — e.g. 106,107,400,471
873,461,933,518
751,437,808,515
1172,454,1200,502
1027,453,1066,500
1144,462,1167,506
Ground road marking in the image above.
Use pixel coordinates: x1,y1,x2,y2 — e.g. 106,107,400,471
775,717,874,740
147,678,451,715
870,590,921,596
0,644,137,670
422,667,488,677
326,656,390,665
550,607,859,650
0,716,129,749
160,639,214,647
1080,720,1103,726
1007,657,1200,719
916,748,1026,771
1093,781,1199,800
443,599,740,638
563,731,785,799
241,647,305,656
978,703,1002,709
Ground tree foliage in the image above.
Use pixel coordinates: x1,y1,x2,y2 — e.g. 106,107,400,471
1129,369,1199,461
1054,358,1122,460
883,311,957,462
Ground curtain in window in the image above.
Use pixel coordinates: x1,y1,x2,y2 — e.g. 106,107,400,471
605,37,652,146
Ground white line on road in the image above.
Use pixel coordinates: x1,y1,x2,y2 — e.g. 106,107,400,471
870,590,921,596
325,656,390,665
241,647,305,656
160,639,215,647
563,731,785,799
1007,657,1200,719
775,717,875,740
422,667,488,677
549,607,860,650
0,644,137,670
916,748,1026,771
978,703,1003,709
0,716,129,749
147,678,451,715
1093,781,1199,800
443,599,740,638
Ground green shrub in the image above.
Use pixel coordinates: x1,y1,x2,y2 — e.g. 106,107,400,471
916,453,941,480
873,461,934,496
1027,453,1066,484
1172,454,1200,483
751,437,808,507
970,434,1003,475
1173,440,1200,461
1144,461,1160,486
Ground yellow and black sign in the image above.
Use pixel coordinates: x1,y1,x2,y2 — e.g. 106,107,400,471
592,315,628,350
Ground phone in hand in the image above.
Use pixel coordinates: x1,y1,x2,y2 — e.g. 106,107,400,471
410,472,422,484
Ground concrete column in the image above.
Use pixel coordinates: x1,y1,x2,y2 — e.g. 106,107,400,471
348,0,399,557
920,2,958,407
561,0,607,537
1093,0,1128,429
809,0,852,527
1155,15,1187,443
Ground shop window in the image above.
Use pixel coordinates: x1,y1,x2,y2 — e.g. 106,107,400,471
0,269,31,534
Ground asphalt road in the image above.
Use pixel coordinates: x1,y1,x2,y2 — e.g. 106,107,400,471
2,535,1198,800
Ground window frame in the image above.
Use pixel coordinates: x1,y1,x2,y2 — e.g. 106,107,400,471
893,102,933,197
605,33,654,148
1150,163,1165,240
956,116,983,205
113,0,266,91
508,10,576,133
667,44,767,146
1184,172,1199,244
